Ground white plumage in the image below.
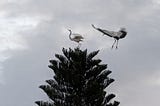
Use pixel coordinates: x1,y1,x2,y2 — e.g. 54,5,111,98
68,29,84,47
92,24,127,49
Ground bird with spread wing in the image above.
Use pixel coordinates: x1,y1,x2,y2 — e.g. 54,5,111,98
92,24,127,49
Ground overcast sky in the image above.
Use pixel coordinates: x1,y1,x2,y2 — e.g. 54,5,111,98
0,0,160,106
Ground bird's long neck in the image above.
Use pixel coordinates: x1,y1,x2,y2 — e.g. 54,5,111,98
120,31,127,38
69,30,73,41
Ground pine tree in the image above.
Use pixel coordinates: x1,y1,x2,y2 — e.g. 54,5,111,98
35,48,120,106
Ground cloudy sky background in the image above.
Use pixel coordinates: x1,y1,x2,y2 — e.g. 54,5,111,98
0,0,160,106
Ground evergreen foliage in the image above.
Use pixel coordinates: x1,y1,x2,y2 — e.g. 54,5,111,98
35,48,119,106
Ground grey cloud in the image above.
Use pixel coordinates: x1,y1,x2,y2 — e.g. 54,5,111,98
0,0,160,106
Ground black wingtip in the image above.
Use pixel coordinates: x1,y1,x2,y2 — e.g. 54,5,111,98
91,24,96,29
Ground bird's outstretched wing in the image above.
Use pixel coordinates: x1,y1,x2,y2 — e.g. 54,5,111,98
107,31,118,36
111,31,123,37
92,24,114,37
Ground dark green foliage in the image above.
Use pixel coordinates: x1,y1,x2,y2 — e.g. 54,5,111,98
35,48,119,106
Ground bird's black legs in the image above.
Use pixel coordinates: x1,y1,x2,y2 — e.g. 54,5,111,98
111,39,119,49
116,40,119,49
77,43,81,48
112,39,117,49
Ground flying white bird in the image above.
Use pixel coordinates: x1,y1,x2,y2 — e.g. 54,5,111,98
68,29,84,47
92,24,127,49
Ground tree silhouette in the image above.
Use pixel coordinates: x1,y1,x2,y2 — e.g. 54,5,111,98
35,48,119,106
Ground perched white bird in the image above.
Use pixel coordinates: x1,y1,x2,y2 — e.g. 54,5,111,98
92,24,127,49
68,29,84,47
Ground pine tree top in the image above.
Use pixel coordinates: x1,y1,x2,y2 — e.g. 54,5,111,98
35,47,119,106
